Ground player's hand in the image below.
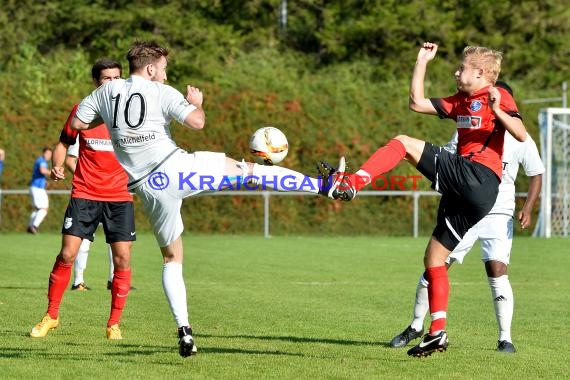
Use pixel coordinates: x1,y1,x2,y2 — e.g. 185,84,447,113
186,85,203,107
50,166,65,181
488,86,502,114
417,42,438,62
517,210,532,229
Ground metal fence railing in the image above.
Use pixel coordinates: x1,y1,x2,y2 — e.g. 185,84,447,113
0,189,531,238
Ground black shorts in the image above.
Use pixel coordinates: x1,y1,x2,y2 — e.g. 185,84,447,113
416,143,499,251
61,198,136,243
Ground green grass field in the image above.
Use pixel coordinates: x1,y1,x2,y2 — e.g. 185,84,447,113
0,232,568,379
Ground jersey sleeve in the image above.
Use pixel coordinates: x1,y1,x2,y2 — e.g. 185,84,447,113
499,88,522,120
75,88,102,124
430,93,460,120
59,104,80,146
520,134,545,176
162,85,197,124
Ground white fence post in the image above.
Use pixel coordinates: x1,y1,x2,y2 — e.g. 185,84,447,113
413,192,420,238
263,191,270,238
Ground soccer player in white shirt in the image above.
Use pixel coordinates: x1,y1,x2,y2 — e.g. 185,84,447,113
71,41,333,357
389,128,544,353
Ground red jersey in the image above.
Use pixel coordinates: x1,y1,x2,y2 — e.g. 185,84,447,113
59,104,132,201
431,86,521,179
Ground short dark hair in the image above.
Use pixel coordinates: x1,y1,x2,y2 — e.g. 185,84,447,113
42,147,52,153
91,58,122,81
127,41,169,73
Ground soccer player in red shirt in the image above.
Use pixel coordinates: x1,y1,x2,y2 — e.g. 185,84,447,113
30,59,135,340
321,42,527,357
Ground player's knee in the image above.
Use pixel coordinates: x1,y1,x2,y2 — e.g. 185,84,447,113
393,135,411,145
485,260,507,277
57,250,77,264
114,257,131,270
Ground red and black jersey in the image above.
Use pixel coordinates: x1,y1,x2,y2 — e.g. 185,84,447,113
430,86,522,179
59,104,132,202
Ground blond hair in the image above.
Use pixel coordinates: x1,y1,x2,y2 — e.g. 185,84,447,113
463,46,503,84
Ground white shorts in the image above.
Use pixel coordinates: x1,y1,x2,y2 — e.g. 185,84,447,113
447,213,513,265
29,186,49,209
135,150,227,247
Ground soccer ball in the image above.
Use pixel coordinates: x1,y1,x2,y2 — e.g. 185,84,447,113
249,126,289,165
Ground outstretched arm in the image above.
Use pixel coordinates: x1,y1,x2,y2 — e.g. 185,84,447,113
518,174,542,229
409,42,438,115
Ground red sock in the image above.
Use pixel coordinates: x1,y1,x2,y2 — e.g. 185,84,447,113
354,139,406,191
46,257,73,320
426,265,449,334
108,269,131,327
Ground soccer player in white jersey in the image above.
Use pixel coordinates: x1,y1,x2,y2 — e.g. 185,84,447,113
389,123,544,353
70,41,335,357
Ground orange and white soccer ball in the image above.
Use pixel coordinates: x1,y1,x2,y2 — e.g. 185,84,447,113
249,126,289,165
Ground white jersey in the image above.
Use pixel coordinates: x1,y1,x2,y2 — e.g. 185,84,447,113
445,131,544,216
75,75,197,187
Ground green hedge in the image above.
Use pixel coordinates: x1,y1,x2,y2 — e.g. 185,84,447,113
1,0,557,236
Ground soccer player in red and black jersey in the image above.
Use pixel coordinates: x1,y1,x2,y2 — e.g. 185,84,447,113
30,59,135,340
321,42,527,357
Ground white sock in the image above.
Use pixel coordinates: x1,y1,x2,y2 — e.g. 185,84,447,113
73,239,91,286
162,262,189,327
29,211,37,227
252,163,319,193
410,272,430,332
33,208,48,227
108,245,114,282
488,275,514,342
355,169,372,187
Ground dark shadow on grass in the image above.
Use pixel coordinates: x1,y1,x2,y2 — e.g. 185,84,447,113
102,344,303,357
1,339,306,360
0,285,46,290
199,333,380,347
197,347,304,356
0,347,38,358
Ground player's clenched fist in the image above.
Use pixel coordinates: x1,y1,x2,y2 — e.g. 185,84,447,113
488,86,502,113
186,85,203,107
417,42,438,62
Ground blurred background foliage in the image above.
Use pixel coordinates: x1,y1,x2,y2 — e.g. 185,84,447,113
1,0,568,235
